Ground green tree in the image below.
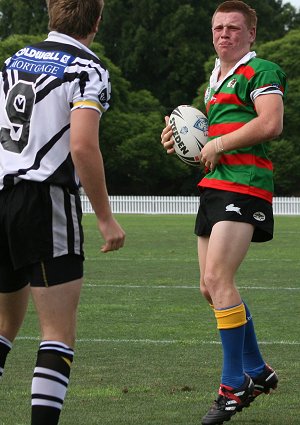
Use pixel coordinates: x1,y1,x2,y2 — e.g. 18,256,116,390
91,43,201,195
0,34,44,66
0,0,48,39
269,139,300,195
98,0,214,111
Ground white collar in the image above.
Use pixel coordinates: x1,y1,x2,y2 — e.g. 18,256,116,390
45,31,98,58
210,51,256,90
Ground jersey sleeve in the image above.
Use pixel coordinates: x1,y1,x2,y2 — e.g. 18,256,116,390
249,68,287,102
70,59,111,115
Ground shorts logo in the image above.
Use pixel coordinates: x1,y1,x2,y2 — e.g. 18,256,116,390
225,203,242,215
253,211,266,222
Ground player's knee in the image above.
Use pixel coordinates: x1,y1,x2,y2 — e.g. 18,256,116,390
202,269,224,296
199,278,212,303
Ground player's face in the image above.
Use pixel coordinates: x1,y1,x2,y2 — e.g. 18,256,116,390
212,11,256,64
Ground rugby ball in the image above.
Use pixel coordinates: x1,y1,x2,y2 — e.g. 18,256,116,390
169,105,208,166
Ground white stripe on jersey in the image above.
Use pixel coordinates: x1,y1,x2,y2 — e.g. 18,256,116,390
250,85,284,102
0,32,111,191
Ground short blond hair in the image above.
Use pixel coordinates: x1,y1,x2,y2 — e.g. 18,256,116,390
48,0,104,38
212,1,257,29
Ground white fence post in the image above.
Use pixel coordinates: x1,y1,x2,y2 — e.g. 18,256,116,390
80,195,300,215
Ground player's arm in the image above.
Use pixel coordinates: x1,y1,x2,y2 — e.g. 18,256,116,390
199,94,284,169
221,93,284,150
70,108,125,252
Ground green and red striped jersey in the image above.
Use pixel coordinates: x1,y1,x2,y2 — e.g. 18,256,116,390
199,52,287,203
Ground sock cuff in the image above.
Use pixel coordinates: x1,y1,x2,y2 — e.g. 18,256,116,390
39,341,74,362
0,335,12,350
214,303,247,329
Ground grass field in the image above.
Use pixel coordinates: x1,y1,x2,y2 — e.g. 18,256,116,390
2,214,300,424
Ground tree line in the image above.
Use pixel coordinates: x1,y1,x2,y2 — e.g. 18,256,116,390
0,0,300,195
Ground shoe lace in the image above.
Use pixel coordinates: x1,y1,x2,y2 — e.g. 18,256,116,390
214,394,228,409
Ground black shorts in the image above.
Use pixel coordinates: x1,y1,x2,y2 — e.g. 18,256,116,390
0,181,84,293
194,189,274,243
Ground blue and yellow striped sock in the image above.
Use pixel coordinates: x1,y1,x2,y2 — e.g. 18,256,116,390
214,303,247,388
243,301,265,377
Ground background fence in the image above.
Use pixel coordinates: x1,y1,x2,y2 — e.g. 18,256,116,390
81,195,300,215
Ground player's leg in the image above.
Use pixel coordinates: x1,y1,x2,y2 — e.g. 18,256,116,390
0,260,31,381
201,220,255,425
204,221,253,384
204,220,253,309
31,278,82,345
243,301,278,398
29,255,83,425
197,235,212,304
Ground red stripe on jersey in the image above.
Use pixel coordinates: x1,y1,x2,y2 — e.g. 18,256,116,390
208,122,245,137
209,93,245,107
220,153,273,170
235,65,255,80
198,178,273,203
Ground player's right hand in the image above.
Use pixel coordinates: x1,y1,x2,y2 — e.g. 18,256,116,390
161,116,175,154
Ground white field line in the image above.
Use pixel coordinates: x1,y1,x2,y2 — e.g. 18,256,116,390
17,284,299,346
84,283,300,291
85,257,296,262
16,336,300,345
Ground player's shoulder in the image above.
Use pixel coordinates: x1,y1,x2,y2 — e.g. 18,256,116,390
31,40,106,70
248,57,284,74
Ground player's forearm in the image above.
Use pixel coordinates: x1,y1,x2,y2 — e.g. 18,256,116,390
221,95,284,151
72,146,112,220
221,115,283,151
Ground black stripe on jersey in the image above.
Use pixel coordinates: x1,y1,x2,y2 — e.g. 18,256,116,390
1,65,16,96
2,124,70,188
35,70,93,104
71,59,103,82
32,40,107,70
36,74,50,87
44,154,77,189
2,67,10,96
35,77,65,103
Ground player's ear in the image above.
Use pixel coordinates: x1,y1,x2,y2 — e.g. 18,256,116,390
94,15,102,33
249,26,256,44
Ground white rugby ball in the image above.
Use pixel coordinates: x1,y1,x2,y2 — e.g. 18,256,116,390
169,105,208,166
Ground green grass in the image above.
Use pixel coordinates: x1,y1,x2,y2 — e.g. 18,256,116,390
2,214,300,424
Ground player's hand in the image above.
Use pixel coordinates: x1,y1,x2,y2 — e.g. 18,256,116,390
98,217,126,253
161,116,175,154
199,140,222,171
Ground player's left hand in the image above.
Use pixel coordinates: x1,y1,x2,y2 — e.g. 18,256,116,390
200,140,222,171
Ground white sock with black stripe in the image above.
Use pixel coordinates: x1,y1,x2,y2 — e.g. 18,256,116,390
31,341,74,425
0,335,12,379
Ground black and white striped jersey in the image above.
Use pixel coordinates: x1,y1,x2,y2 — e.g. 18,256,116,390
0,31,111,191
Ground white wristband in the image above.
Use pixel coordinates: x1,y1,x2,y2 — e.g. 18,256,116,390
214,137,225,154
